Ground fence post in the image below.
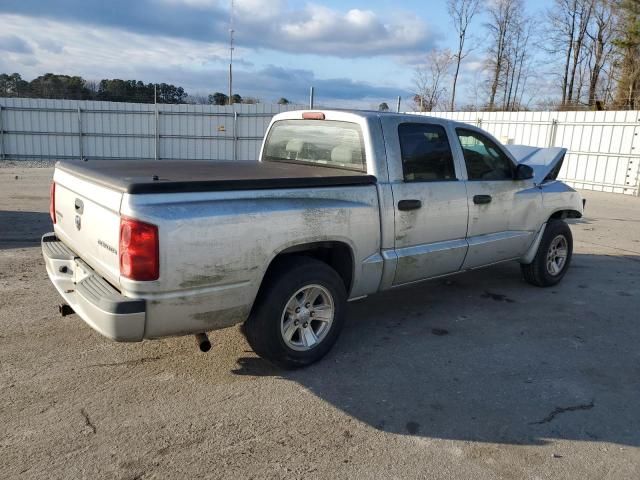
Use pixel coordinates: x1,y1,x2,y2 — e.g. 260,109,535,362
633,123,639,197
77,106,83,160
548,119,558,147
233,111,238,161
0,105,4,161
154,104,159,160
396,96,401,113
309,87,315,109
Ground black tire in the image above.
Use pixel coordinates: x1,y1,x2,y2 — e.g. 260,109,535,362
244,256,347,369
521,219,573,287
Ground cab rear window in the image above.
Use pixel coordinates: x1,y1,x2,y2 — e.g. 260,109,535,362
262,119,366,172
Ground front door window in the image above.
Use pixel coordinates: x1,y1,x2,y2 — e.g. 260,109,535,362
456,128,513,181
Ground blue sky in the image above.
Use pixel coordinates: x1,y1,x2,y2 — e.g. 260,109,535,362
0,0,553,108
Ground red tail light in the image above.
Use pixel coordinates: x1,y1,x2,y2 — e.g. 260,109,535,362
49,182,56,224
119,217,159,281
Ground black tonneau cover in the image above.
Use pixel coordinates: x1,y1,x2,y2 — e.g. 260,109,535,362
56,160,376,194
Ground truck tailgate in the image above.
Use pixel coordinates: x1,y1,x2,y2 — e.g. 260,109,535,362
53,167,123,288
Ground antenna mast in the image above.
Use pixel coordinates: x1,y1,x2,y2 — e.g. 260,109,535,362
228,0,235,105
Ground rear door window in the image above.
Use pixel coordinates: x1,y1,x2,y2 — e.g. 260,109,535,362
398,123,456,182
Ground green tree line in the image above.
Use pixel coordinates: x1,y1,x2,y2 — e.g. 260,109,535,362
0,73,293,105
0,73,189,103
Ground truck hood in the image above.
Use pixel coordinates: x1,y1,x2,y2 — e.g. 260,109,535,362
504,145,567,184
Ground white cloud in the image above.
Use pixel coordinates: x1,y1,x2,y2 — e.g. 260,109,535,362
235,0,286,21
153,0,219,8
0,1,437,58
0,34,34,54
275,6,432,55
0,14,232,81
0,14,409,104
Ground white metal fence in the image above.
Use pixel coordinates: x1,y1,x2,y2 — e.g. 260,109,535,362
0,97,303,163
424,110,640,196
1,98,638,195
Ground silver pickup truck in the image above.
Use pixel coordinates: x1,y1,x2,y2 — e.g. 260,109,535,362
43,109,583,368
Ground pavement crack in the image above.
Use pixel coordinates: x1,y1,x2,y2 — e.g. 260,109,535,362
529,400,594,425
80,408,97,434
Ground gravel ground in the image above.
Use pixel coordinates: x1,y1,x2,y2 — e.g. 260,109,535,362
0,160,57,169
1,167,639,479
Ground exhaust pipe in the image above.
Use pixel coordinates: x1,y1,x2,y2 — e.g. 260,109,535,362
195,333,211,352
59,304,74,317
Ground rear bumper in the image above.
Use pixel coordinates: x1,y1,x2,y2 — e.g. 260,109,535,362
42,233,146,341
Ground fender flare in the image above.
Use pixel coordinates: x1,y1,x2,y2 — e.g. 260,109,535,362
519,223,547,265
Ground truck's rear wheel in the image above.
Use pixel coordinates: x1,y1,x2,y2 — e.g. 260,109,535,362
244,256,347,369
521,220,573,287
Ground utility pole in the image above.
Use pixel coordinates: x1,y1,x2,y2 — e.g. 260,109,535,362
228,0,235,105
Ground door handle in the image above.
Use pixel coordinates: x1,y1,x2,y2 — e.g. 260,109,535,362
473,195,492,205
398,199,422,211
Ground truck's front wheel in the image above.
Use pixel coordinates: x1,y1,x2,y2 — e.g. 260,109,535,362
521,219,573,287
244,256,347,369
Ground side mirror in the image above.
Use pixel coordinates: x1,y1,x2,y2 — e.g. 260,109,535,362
515,164,534,180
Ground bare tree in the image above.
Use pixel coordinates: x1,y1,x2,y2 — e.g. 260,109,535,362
601,63,618,106
567,0,594,104
504,17,534,111
413,49,454,112
612,0,640,109
546,0,595,107
575,49,591,104
84,79,99,97
546,0,577,105
447,0,481,110
586,0,615,106
485,0,522,110
185,94,210,104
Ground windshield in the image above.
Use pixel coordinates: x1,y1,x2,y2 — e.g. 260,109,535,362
262,119,366,172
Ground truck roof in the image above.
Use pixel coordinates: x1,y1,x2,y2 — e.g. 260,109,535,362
272,108,466,127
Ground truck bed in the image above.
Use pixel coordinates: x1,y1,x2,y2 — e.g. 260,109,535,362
56,160,377,194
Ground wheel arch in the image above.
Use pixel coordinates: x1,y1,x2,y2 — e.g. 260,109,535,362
549,209,582,220
259,240,355,297
521,210,577,265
